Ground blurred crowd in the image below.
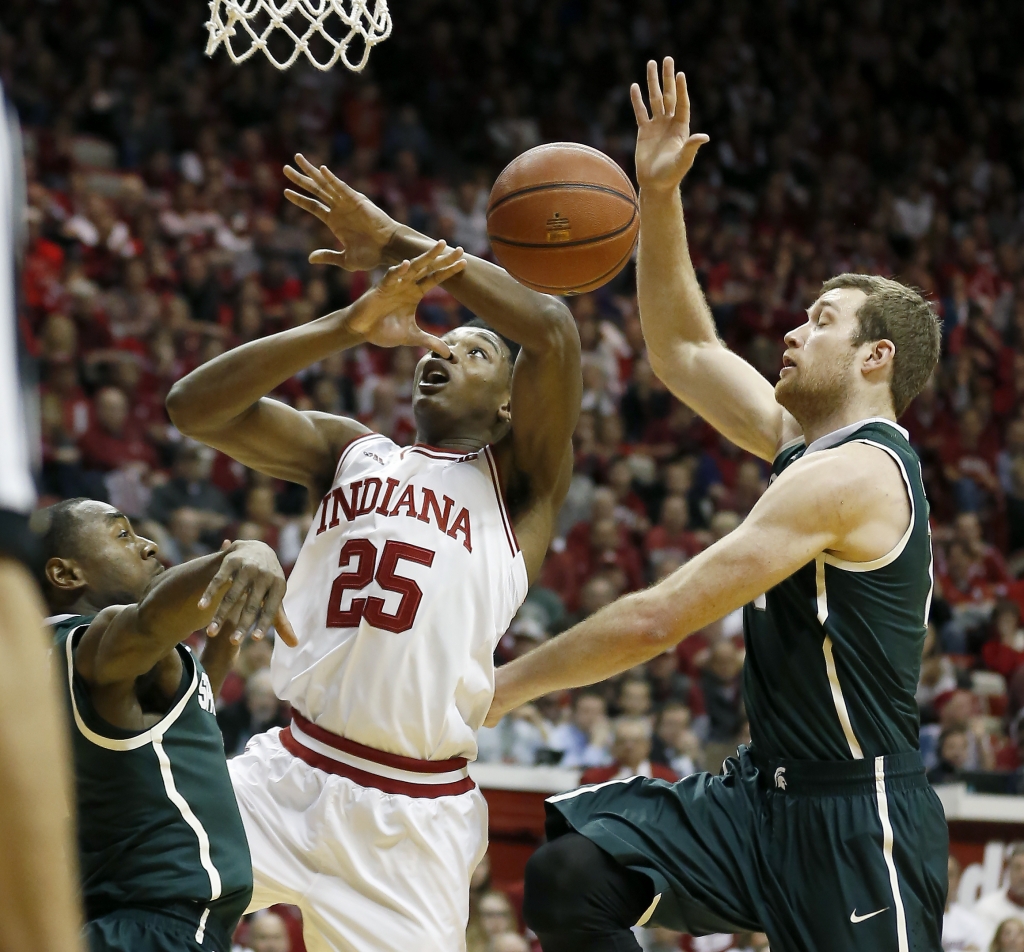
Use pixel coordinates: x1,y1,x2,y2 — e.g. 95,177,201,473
7,0,1024,948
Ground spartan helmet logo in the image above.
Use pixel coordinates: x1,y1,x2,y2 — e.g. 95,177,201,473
774,767,787,790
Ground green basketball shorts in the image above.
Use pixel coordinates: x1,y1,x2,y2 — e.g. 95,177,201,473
86,904,232,952
546,745,948,952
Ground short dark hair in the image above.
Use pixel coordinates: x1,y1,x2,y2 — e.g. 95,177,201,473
30,498,89,588
819,273,941,416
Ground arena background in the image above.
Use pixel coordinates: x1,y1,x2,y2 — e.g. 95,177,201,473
5,1,1024,949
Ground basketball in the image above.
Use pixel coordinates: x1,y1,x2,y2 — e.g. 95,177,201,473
486,143,639,296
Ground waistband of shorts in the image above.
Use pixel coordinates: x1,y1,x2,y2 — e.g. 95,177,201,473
748,746,928,796
281,714,476,798
86,901,230,950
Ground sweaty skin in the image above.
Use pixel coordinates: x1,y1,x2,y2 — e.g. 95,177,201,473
44,500,294,730
486,58,913,724
168,170,582,583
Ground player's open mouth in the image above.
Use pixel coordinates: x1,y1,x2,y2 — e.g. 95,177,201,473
418,358,451,394
780,354,796,375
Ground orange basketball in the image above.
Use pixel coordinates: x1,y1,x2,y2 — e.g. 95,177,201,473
486,142,639,295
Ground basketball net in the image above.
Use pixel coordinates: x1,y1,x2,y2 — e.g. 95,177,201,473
205,0,392,73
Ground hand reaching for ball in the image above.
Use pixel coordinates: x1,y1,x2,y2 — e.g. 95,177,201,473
631,57,710,194
283,154,397,272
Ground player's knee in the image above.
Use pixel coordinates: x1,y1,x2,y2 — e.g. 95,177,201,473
524,836,588,931
524,834,652,935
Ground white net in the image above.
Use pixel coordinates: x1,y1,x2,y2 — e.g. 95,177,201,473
205,0,392,73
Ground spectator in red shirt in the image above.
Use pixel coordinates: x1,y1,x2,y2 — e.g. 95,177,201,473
982,600,1024,680
579,717,677,785
581,518,646,594
41,357,92,438
938,540,1000,607
953,512,1011,586
644,494,704,570
942,406,1001,512
77,386,159,473
606,457,650,535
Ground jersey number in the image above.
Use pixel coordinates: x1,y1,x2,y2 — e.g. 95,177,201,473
326,539,435,633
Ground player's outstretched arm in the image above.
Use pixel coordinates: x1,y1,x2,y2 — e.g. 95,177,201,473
634,58,798,462
284,157,581,579
486,442,910,722
73,540,295,690
167,243,465,496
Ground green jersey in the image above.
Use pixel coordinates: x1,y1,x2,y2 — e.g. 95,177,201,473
742,419,933,761
51,614,252,935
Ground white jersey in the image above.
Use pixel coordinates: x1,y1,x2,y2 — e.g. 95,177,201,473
276,432,529,762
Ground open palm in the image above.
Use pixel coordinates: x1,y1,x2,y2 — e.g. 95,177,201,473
632,57,710,192
283,153,396,272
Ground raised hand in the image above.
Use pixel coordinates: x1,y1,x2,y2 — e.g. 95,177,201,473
344,241,466,358
198,540,297,647
283,154,397,271
631,57,710,193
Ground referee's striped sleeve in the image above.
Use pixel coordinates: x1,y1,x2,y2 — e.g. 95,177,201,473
0,86,35,517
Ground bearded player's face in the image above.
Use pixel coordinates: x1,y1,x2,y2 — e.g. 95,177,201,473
775,287,869,423
411,327,512,443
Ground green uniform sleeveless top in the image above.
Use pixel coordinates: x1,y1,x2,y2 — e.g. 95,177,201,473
742,418,933,762
51,615,252,933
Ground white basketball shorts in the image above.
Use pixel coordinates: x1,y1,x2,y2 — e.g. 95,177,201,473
228,722,488,952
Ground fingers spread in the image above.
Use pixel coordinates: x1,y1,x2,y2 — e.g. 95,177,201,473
207,571,251,637
309,249,349,268
252,578,286,641
413,329,452,359
235,578,272,640
284,190,330,222
646,59,664,115
198,565,232,614
274,606,299,648
662,57,677,115
417,257,466,292
677,72,691,126
319,164,354,198
630,83,650,125
283,164,328,201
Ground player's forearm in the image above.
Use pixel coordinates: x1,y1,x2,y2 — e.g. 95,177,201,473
491,513,814,719
494,588,676,713
167,309,364,436
91,550,229,682
637,188,720,366
384,225,575,351
0,560,83,952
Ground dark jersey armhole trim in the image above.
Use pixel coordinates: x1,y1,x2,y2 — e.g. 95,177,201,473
64,629,199,751
821,439,916,574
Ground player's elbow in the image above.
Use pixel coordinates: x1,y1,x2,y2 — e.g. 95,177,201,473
166,378,208,436
631,590,682,653
540,299,581,354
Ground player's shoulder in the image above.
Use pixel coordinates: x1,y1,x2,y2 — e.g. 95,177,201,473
48,612,95,646
774,439,908,529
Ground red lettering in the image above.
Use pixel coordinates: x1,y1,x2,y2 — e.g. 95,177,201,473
325,538,376,627
357,478,382,516
329,482,361,528
447,507,472,552
324,539,436,634
417,488,454,531
364,541,436,633
376,477,401,515
316,492,331,535
389,484,418,519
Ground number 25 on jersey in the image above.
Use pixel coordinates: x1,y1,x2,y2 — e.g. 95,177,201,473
326,538,435,634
